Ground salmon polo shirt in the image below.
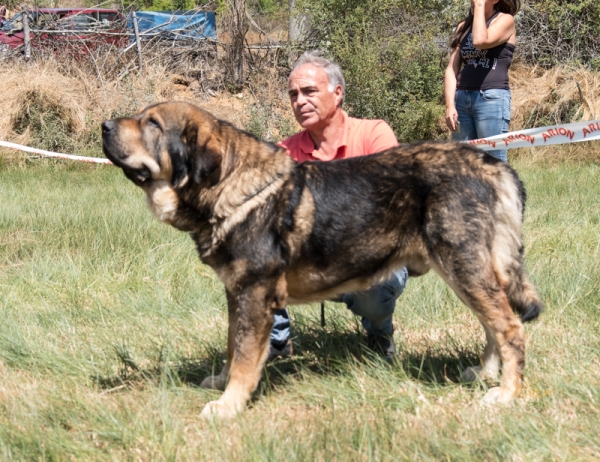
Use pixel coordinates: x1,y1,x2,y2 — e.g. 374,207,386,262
279,110,398,163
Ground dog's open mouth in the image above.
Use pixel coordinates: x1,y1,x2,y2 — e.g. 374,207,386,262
123,166,151,185
102,145,152,186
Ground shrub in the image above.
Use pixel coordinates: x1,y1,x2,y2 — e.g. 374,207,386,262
440,0,600,69
295,0,448,142
535,0,600,68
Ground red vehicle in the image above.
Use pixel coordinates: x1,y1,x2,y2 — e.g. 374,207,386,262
0,8,127,55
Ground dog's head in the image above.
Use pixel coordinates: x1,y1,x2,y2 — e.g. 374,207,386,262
102,102,223,189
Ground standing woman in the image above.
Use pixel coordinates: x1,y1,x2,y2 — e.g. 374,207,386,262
445,0,520,162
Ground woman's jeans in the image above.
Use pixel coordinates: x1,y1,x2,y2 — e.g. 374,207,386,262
452,89,511,162
270,268,409,346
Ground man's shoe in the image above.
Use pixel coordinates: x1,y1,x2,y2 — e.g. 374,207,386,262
366,334,396,364
267,339,293,362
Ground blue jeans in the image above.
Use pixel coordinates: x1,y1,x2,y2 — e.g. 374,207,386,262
270,268,409,345
452,89,511,162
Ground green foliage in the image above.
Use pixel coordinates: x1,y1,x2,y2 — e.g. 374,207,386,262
121,0,215,12
147,0,196,11
296,0,447,142
540,0,600,30
245,103,297,141
536,0,600,68
291,0,599,141
249,0,287,15
246,103,271,139
2,0,26,9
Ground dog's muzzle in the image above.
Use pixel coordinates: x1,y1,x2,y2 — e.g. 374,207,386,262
101,119,151,186
101,119,119,161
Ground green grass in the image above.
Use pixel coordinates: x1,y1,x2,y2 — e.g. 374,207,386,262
1,153,599,460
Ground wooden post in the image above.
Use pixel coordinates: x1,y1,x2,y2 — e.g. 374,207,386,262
22,6,31,62
229,0,246,91
132,11,143,73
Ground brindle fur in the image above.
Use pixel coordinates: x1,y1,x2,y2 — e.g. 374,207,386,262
102,101,542,418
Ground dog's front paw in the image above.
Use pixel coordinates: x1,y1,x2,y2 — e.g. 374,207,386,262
200,400,239,420
463,365,499,382
200,375,227,391
482,386,515,405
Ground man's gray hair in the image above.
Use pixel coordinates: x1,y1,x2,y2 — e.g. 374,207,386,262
291,50,346,104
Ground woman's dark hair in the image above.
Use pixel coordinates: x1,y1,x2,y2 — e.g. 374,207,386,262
450,0,521,49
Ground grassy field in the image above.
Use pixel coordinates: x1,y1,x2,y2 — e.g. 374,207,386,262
1,152,599,461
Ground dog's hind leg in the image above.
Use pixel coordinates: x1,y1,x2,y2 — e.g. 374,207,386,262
478,305,525,405
472,292,524,404
200,276,286,419
462,324,500,382
435,261,525,405
465,253,540,383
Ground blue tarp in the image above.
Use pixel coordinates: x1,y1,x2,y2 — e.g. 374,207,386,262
128,10,216,42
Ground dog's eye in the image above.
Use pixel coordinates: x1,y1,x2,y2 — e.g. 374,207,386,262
146,118,161,129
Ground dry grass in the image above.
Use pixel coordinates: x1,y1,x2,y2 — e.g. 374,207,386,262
0,57,597,163
0,62,88,146
0,57,292,154
510,64,600,130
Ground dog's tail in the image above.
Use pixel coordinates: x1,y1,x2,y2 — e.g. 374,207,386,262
493,168,543,323
504,258,544,323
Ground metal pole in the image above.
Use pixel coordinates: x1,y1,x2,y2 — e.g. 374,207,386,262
132,11,143,73
22,6,31,62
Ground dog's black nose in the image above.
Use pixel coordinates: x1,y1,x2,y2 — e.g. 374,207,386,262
102,120,116,134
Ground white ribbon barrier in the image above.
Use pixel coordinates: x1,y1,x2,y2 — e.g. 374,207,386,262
2,119,600,162
0,140,112,164
468,120,600,152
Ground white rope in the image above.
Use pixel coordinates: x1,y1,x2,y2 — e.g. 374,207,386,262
2,119,599,164
0,140,112,164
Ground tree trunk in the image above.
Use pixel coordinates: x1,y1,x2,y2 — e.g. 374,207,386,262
288,0,307,43
228,0,246,91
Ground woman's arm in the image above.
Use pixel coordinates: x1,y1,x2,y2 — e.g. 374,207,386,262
444,46,462,132
472,2,516,49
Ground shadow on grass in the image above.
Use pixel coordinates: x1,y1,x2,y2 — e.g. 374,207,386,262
91,343,227,391
261,324,483,391
92,320,483,395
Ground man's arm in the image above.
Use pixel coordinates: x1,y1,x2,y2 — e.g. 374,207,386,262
277,132,307,163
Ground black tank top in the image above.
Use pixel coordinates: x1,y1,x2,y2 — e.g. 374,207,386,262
456,11,515,91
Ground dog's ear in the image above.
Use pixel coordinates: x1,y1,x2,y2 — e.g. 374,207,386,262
183,121,223,187
168,135,190,188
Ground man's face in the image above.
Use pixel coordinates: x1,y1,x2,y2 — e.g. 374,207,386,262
288,64,343,131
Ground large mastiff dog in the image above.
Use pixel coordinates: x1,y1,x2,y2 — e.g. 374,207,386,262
102,101,542,418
